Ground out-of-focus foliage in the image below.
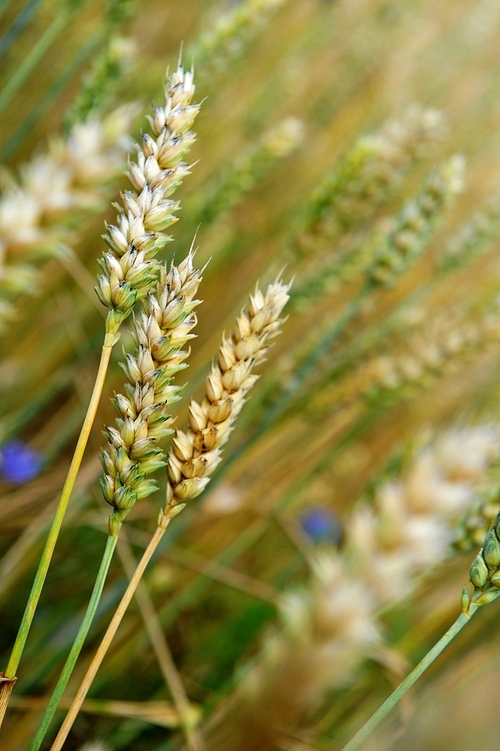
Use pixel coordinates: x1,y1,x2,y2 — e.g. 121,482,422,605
3,1,500,750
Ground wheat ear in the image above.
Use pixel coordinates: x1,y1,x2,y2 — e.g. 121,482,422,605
96,63,200,335
165,277,291,513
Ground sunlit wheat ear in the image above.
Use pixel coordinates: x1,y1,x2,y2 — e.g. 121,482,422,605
345,428,500,605
100,251,203,535
95,64,200,335
165,277,291,515
47,280,291,748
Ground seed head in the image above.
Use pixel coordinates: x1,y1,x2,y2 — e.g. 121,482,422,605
164,276,290,515
96,65,200,334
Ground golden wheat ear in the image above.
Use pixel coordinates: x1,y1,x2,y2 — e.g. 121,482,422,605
165,275,291,513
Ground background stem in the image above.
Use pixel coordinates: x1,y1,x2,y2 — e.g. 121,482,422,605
29,534,119,751
342,605,478,751
50,520,169,751
117,535,205,751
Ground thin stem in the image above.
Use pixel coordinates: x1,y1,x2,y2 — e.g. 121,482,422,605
341,605,478,751
50,519,170,751
29,534,119,751
0,329,115,728
117,535,205,751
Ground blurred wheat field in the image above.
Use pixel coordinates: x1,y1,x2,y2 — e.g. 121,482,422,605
3,0,500,749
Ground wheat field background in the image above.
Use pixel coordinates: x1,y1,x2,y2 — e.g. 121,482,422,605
3,1,500,750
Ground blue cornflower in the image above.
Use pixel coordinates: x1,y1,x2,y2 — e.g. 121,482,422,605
299,507,343,545
0,440,43,484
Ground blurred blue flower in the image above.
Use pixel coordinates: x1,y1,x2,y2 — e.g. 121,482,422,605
299,507,343,545
0,440,43,484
